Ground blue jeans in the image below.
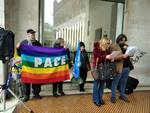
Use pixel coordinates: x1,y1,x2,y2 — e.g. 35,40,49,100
111,67,130,98
93,80,105,104
119,67,130,97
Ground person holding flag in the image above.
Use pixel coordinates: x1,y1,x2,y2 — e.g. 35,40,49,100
73,42,91,92
72,41,81,80
52,38,72,97
16,29,42,102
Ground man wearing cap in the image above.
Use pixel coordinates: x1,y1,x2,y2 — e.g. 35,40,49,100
16,29,42,102
17,29,41,50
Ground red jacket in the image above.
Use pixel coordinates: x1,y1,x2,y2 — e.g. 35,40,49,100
92,42,110,68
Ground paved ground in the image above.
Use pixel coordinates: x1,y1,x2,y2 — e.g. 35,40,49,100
13,91,150,113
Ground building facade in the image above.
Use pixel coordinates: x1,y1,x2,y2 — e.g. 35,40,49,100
53,0,124,51
0,0,150,87
53,0,89,50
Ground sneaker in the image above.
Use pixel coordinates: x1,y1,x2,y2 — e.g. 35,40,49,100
110,97,116,103
22,96,29,102
119,96,130,103
33,95,42,99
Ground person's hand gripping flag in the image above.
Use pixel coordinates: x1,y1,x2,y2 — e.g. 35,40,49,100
73,41,81,79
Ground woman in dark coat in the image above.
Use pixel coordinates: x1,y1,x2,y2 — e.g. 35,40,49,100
78,42,91,92
53,38,72,96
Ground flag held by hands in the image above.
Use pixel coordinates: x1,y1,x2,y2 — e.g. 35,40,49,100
20,44,70,84
72,41,80,79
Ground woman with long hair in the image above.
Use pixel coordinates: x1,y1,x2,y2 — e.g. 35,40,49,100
92,37,112,106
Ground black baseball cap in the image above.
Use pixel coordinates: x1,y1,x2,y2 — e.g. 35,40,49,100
26,29,36,34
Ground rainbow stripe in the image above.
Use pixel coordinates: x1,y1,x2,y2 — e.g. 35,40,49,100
20,44,70,84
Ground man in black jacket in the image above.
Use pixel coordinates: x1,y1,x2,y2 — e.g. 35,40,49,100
16,29,42,102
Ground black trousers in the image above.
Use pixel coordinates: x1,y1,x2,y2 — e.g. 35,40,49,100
24,83,41,96
79,67,88,90
52,82,63,94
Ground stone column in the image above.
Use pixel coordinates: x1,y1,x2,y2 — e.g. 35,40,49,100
116,3,124,38
0,0,6,85
79,21,82,41
5,0,39,44
0,0,5,28
123,0,150,86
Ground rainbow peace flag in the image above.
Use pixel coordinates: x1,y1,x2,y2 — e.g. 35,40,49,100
20,44,70,84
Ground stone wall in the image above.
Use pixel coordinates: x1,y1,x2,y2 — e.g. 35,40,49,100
89,0,113,50
123,0,150,86
0,0,5,27
89,0,122,50
0,0,5,85
5,0,39,44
